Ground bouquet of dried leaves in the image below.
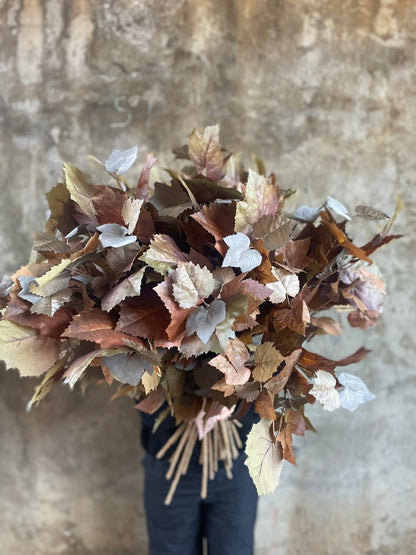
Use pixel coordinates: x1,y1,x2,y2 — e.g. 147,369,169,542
0,126,400,503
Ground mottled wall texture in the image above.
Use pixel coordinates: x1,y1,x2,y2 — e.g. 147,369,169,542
0,1,415,553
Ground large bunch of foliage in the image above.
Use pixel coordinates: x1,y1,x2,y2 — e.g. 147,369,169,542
0,126,400,496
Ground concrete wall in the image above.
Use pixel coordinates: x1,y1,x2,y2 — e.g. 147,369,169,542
0,1,415,553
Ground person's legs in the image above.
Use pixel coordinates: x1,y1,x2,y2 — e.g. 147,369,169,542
143,455,203,555
203,454,258,555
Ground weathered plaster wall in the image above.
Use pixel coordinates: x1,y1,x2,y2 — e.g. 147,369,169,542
0,1,415,553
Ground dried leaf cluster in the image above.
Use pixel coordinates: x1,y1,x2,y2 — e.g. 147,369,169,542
0,126,400,496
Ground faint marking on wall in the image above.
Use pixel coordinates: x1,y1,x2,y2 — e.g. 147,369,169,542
16,0,43,85
66,0,94,79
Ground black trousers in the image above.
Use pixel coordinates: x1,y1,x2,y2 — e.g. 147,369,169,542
143,452,258,555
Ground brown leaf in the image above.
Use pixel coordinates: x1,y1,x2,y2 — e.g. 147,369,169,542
209,338,251,385
286,408,307,436
92,185,126,226
277,422,296,465
320,210,372,263
264,349,302,395
191,202,236,255
310,316,342,335
173,393,204,423
4,295,74,339
298,346,370,373
255,389,276,420
272,294,310,335
62,309,133,348
116,288,171,344
135,385,166,414
188,125,224,181
154,277,193,345
275,238,312,271
252,342,284,382
347,309,380,329
136,153,157,199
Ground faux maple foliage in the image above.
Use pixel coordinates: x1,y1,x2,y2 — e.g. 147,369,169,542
0,125,400,497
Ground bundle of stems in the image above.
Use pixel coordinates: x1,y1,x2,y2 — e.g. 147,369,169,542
156,419,243,505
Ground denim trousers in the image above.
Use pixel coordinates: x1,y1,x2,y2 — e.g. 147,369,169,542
143,450,258,555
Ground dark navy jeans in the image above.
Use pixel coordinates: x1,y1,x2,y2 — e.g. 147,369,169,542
141,405,259,555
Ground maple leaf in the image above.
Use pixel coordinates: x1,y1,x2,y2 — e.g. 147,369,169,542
0,319,60,377
235,170,281,234
208,338,251,385
185,299,226,344
171,263,216,308
188,125,223,181
244,419,283,495
140,234,189,275
105,146,138,175
252,341,284,382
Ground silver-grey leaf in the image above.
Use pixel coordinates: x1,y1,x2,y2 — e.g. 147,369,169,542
338,372,375,411
105,146,138,176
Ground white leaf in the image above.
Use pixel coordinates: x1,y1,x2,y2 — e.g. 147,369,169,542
105,146,138,175
172,263,216,308
185,299,226,343
97,223,137,248
267,267,300,304
222,232,262,273
310,370,341,411
326,197,351,220
292,205,320,222
338,372,375,411
244,419,283,495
